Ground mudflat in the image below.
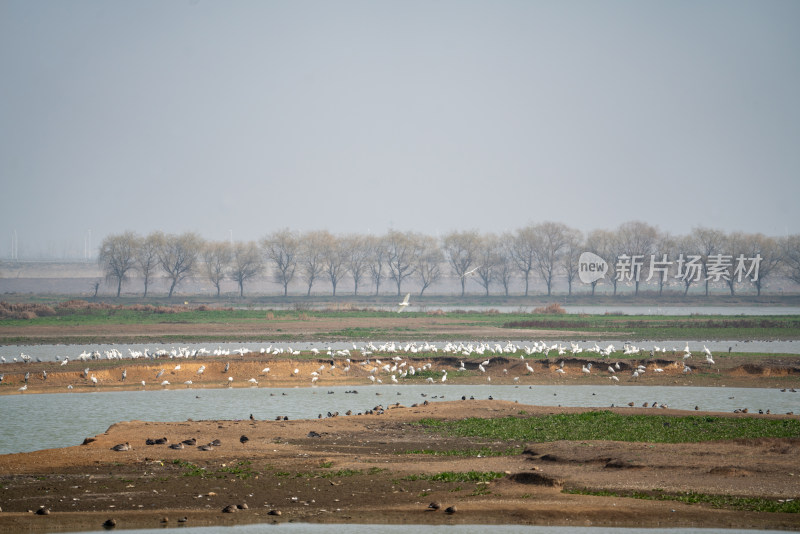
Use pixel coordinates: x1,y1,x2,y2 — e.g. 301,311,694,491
0,400,798,533
1,315,799,532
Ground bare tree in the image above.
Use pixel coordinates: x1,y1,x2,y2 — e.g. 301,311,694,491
586,229,622,296
366,235,388,296
474,234,501,297
442,230,480,297
673,234,701,296
530,222,571,296
561,228,583,296
648,232,676,296
784,235,800,286
510,226,537,296
158,233,202,298
202,241,232,297
615,221,658,295
98,231,138,297
321,233,348,296
385,230,421,296
415,235,444,296
342,234,370,295
739,234,782,296
230,241,263,298
136,233,161,297
693,227,726,297
495,233,515,296
298,231,330,296
261,229,299,297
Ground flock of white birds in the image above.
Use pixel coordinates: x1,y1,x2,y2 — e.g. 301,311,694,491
2,340,720,392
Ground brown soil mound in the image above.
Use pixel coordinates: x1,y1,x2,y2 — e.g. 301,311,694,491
0,401,798,532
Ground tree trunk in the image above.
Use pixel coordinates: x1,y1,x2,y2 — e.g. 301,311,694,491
117,278,122,297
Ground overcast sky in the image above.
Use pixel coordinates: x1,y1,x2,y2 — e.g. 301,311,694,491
1,0,799,258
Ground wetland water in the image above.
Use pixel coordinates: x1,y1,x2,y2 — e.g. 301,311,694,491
1,384,797,455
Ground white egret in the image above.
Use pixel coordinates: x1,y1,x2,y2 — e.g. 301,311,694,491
397,293,411,312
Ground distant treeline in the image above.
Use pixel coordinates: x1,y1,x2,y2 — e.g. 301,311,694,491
89,222,800,298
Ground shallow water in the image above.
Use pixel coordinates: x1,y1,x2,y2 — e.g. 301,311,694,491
1,384,797,455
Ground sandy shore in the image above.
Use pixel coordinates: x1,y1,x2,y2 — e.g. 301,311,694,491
1,316,799,531
0,400,798,532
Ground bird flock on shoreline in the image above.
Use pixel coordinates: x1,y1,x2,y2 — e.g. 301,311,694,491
0,338,737,394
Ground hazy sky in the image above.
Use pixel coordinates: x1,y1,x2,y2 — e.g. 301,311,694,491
2,0,799,258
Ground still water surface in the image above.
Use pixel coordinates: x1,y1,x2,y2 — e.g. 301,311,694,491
2,384,797,455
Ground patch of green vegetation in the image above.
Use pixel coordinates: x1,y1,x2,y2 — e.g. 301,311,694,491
415,411,800,443
324,327,390,338
501,314,800,340
401,471,506,483
322,468,362,478
171,459,256,480
319,461,334,468
405,369,444,381
3,301,799,342
564,488,800,513
401,446,522,457
217,461,257,479
172,459,208,478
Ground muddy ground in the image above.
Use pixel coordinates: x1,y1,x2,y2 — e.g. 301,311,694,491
1,317,800,531
0,401,798,532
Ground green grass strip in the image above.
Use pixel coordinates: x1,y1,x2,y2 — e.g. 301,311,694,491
401,471,506,483
565,488,800,513
415,411,800,443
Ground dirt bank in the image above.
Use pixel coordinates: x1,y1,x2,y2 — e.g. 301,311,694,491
0,401,798,532
2,348,800,395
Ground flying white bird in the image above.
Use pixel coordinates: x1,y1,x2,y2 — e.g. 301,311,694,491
461,266,478,278
397,293,411,312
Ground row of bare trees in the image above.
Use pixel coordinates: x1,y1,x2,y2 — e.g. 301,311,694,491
98,223,800,298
